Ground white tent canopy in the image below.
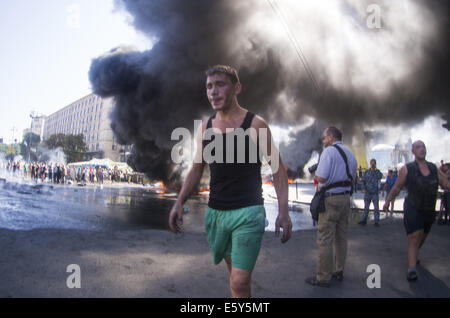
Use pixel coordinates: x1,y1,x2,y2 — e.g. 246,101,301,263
68,158,133,172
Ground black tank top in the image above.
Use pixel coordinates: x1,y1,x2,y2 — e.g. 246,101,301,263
202,111,264,210
404,161,439,213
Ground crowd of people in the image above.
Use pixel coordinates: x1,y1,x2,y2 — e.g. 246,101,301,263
1,159,137,185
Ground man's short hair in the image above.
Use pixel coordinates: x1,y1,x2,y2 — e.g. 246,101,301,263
412,140,425,150
326,126,342,141
205,65,240,84
370,159,377,164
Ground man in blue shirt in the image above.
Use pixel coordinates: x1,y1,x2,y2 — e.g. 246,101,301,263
305,127,357,287
383,169,397,212
359,159,383,227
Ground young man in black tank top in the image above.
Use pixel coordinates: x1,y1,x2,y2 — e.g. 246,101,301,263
168,65,292,297
383,140,450,281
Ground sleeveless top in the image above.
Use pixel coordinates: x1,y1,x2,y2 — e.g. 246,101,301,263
202,111,264,210
404,161,439,213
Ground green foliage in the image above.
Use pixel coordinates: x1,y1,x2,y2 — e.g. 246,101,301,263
0,143,20,160
45,133,88,163
20,132,41,161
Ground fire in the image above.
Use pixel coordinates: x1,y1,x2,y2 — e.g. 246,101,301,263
288,179,295,184
263,181,274,186
154,181,166,194
196,187,210,194
156,181,165,188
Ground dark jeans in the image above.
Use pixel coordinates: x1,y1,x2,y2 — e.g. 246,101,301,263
362,192,380,223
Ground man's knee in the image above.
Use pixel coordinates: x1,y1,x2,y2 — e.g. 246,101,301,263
230,268,251,294
408,230,424,244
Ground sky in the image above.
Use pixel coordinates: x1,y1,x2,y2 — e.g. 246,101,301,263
0,0,151,144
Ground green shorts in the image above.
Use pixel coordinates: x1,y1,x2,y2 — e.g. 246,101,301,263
205,205,266,271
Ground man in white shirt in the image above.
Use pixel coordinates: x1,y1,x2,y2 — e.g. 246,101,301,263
305,127,357,287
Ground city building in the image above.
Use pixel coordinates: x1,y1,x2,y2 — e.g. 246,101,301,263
23,113,46,141
38,93,130,162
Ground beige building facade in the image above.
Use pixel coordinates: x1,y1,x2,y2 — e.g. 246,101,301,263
41,93,129,162
24,115,46,142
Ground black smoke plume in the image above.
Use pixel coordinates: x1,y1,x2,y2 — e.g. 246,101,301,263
89,0,449,181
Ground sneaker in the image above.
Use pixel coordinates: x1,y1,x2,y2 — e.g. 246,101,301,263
374,223,380,227
358,220,367,226
305,276,331,288
332,271,344,282
407,270,418,282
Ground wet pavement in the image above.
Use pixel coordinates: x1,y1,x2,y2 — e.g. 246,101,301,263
0,175,318,234
0,174,409,235
1,174,450,298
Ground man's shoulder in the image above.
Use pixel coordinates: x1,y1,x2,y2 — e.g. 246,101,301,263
250,113,268,129
320,145,335,159
332,143,357,161
426,161,438,171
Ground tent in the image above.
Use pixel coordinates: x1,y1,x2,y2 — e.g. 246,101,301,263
68,158,133,172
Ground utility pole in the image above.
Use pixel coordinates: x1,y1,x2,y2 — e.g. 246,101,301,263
11,126,18,144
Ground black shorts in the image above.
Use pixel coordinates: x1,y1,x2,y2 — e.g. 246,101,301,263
403,208,435,235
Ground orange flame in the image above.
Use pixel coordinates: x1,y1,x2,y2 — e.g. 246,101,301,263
154,181,166,194
196,187,210,194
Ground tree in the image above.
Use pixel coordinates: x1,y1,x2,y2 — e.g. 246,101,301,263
0,143,20,161
64,134,88,163
21,132,41,162
45,133,66,149
45,133,88,163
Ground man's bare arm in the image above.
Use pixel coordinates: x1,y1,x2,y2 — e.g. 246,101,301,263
169,121,206,233
316,176,326,183
174,163,205,206
254,115,291,243
383,165,407,211
438,169,450,191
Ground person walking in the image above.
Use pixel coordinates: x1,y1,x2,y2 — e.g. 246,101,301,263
168,65,292,298
383,169,398,214
383,141,450,281
305,127,357,287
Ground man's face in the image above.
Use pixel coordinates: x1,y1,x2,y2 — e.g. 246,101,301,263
322,129,333,148
412,141,427,160
370,160,376,169
206,73,240,111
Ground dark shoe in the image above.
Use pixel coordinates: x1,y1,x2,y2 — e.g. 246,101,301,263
358,220,367,226
332,271,344,282
374,223,380,227
407,270,418,282
305,276,330,288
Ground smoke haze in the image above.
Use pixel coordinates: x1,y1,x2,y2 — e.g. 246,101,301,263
89,0,449,180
